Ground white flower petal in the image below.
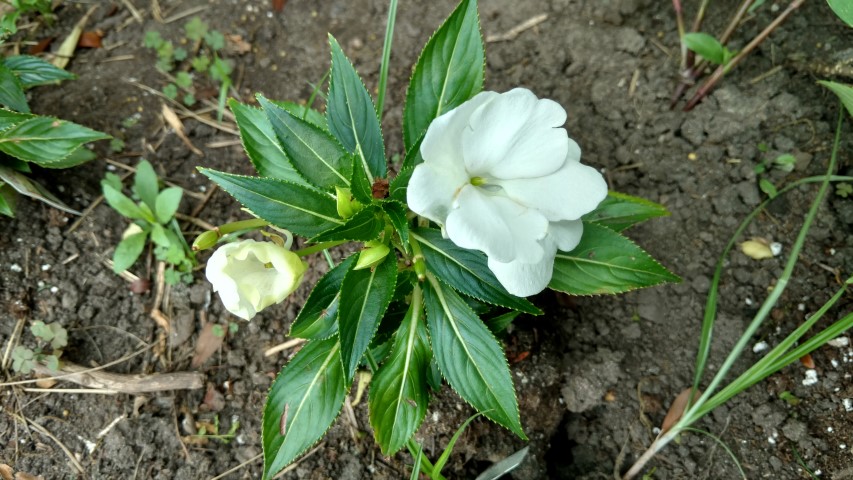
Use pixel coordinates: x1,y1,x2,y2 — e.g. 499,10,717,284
421,91,498,163
445,186,548,263
548,219,585,252
407,161,467,224
206,239,306,321
488,247,557,297
496,154,607,221
462,88,568,179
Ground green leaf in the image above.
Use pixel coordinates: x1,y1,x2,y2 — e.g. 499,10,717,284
143,30,163,48
31,320,54,342
389,166,413,204
759,178,777,198
0,116,109,165
133,160,159,210
412,228,540,315
3,55,74,87
349,154,373,204
423,279,525,439
113,232,148,272
0,63,28,112
155,187,182,224
205,30,225,51
311,205,384,242
150,223,170,247
162,83,178,100
549,222,681,295
262,337,346,479
401,134,424,171
258,94,351,191
274,100,328,130
828,0,853,27
369,291,431,455
102,183,147,220
403,0,484,151
175,71,192,89
0,165,79,214
327,35,386,181
200,169,343,237
38,145,96,169
290,255,359,339
582,191,670,232
818,81,853,118
338,252,398,381
383,200,409,252
0,182,16,216
184,17,208,41
682,32,726,65
484,311,520,335
0,108,34,132
228,99,309,186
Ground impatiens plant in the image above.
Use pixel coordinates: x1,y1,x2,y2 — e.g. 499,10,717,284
194,0,678,477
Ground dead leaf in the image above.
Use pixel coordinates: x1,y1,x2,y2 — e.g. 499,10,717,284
740,238,774,260
35,375,58,389
191,322,224,369
660,387,701,435
52,5,98,69
201,383,225,412
28,37,54,55
799,353,815,369
226,34,251,55
161,104,204,156
279,403,289,435
77,31,104,49
0,464,13,480
272,0,287,12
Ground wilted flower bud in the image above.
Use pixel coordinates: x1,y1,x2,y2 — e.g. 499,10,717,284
205,239,306,320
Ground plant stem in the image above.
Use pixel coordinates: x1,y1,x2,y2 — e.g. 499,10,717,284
684,0,805,111
672,0,687,69
719,0,755,45
375,0,399,119
293,240,348,257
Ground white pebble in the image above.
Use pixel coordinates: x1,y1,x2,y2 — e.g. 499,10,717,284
828,426,834,433
753,341,769,353
50,286,58,294
828,337,850,348
41,264,51,271
798,303,805,311
10,263,22,272
770,242,782,256
745,298,754,306
832,359,840,368
802,369,819,386
841,444,847,450
843,398,853,412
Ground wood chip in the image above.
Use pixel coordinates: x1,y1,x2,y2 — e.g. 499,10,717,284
162,104,204,156
191,322,224,368
31,361,203,394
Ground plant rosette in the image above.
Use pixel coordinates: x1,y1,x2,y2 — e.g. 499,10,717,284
194,0,679,477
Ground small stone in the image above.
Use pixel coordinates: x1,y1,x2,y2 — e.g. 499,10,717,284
10,264,22,272
802,369,819,386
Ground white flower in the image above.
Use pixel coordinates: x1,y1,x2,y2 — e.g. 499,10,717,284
407,88,607,297
206,239,306,320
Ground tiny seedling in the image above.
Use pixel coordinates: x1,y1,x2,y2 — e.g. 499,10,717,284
143,16,233,119
193,415,240,444
11,320,68,374
754,152,797,198
0,0,52,38
101,160,196,284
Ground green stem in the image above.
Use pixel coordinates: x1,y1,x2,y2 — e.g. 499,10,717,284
305,69,331,119
293,240,348,257
218,218,269,235
375,0,399,119
682,106,844,426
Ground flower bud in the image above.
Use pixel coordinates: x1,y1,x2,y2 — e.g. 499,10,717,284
192,230,220,251
335,186,362,219
205,239,307,320
354,241,390,270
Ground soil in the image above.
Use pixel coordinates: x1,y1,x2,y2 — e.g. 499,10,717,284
1,0,852,479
